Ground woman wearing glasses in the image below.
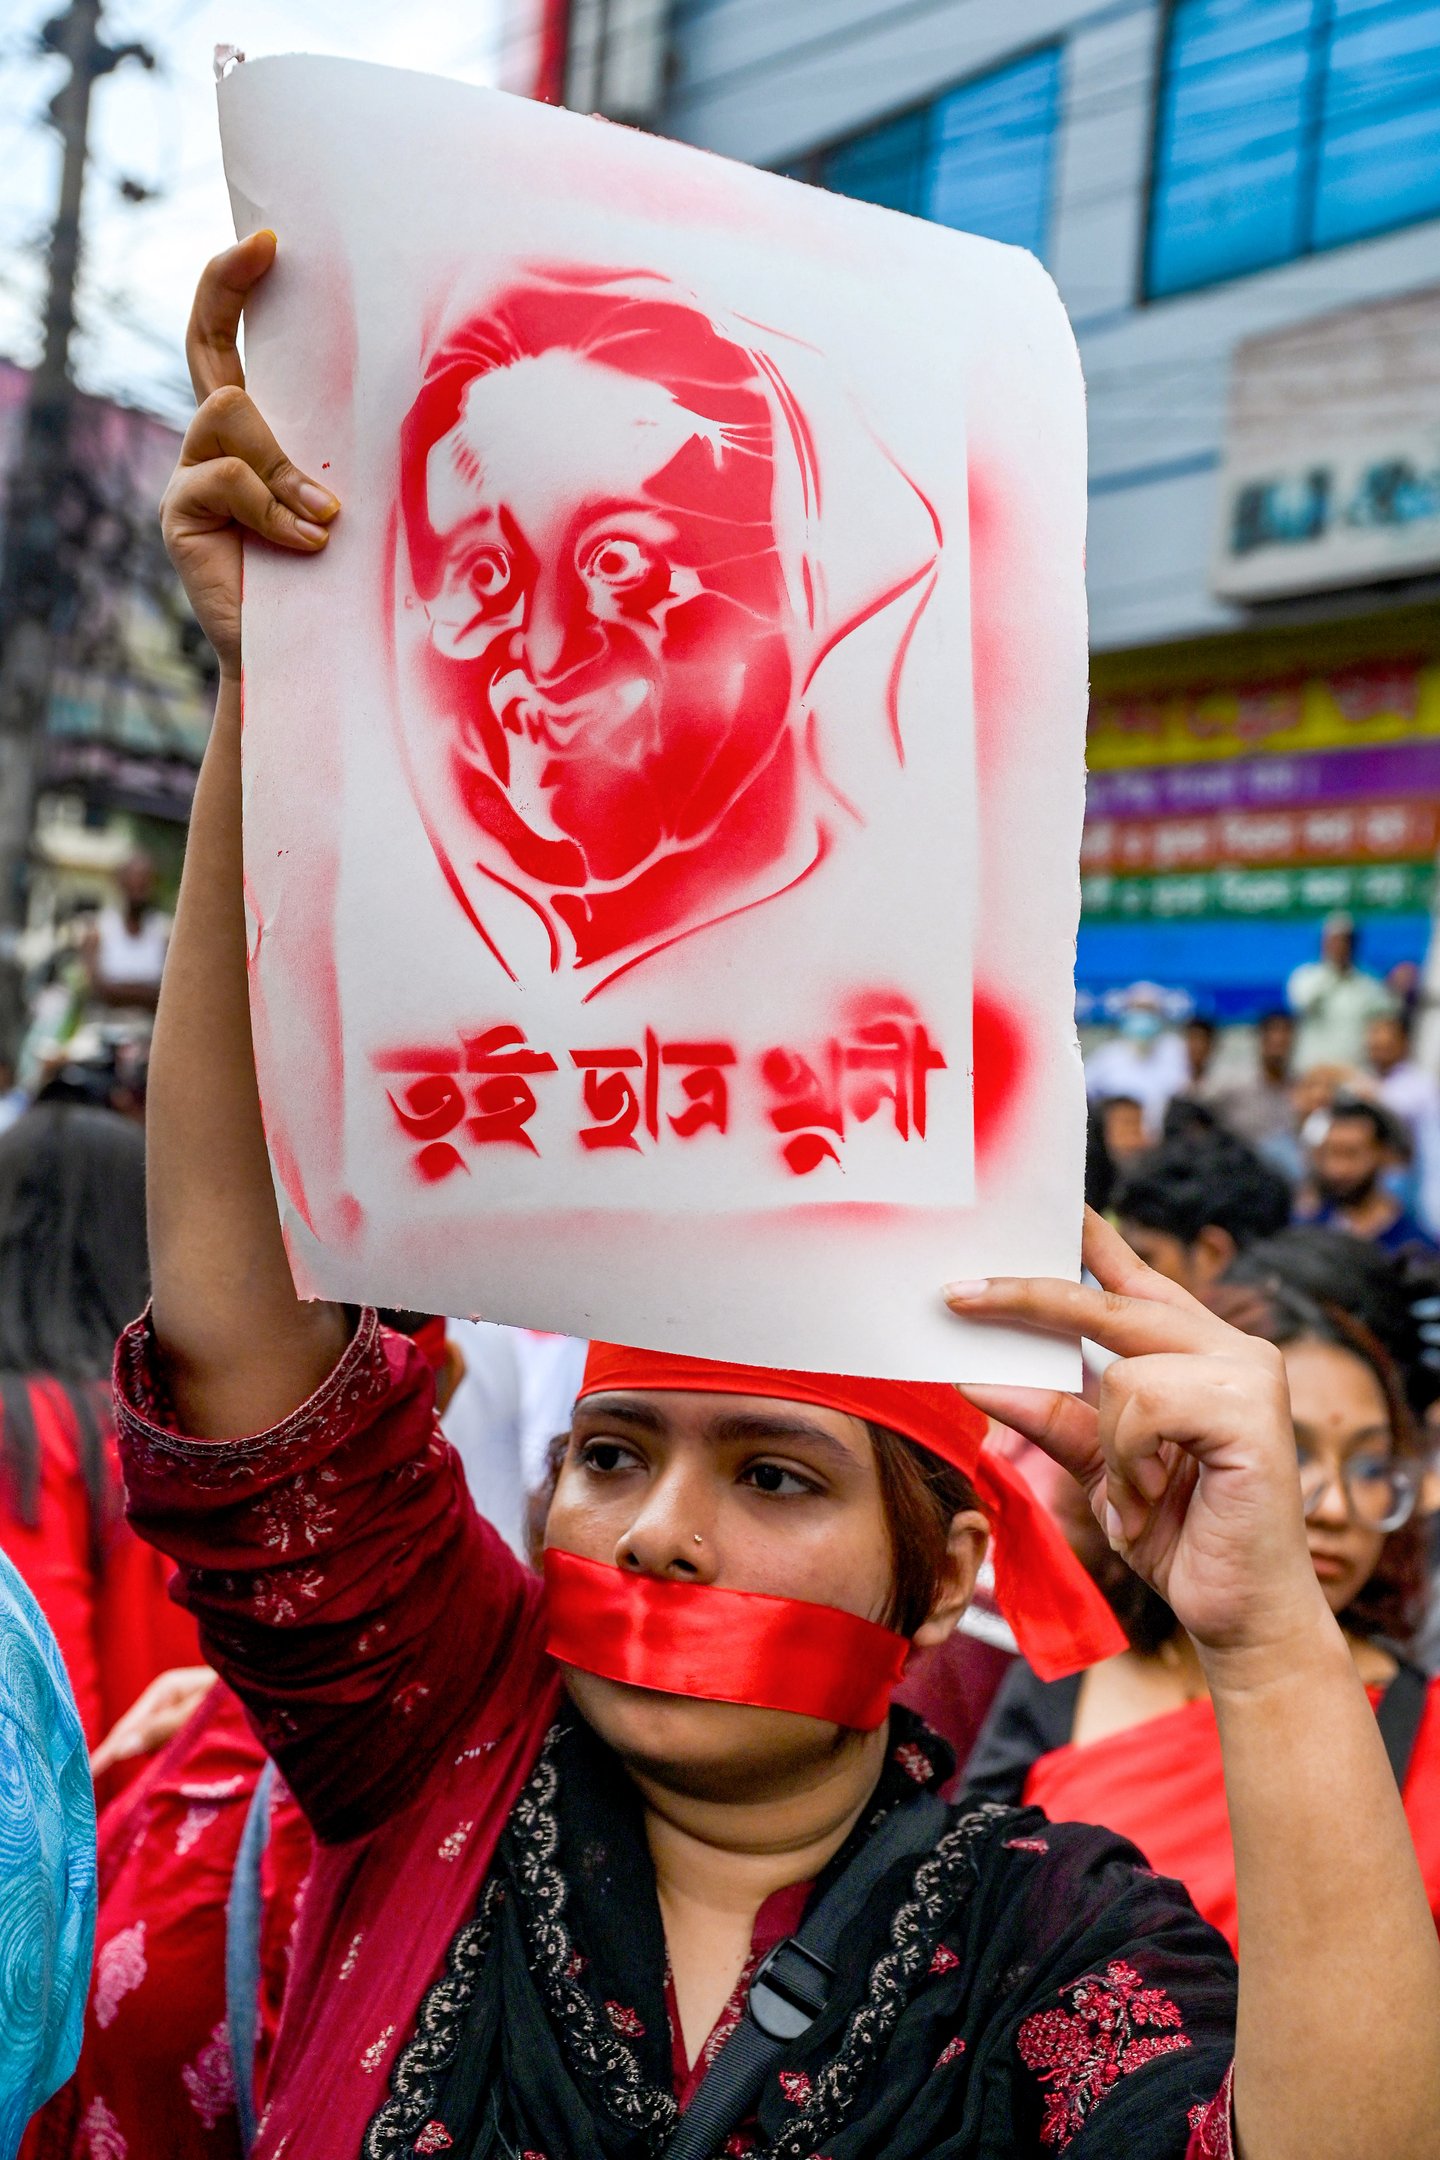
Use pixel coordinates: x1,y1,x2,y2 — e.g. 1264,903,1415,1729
968,1270,1439,1951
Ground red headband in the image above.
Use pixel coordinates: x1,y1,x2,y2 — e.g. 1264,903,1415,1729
575,1342,1124,1683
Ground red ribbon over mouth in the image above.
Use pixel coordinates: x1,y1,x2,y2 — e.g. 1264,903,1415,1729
543,1548,910,1731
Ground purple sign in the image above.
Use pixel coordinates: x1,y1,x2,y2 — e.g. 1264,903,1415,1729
1085,739,1440,821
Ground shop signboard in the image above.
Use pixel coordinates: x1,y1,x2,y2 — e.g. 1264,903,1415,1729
1211,290,1440,604
1080,861,1435,925
1086,659,1440,772
1081,799,1440,877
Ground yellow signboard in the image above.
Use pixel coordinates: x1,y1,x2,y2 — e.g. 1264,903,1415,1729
1087,660,1440,772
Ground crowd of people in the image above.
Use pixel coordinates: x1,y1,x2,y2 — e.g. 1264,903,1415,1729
1087,922,1440,1257
1,233,1439,2160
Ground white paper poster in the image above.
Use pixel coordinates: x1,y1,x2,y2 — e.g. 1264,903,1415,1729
221,55,1089,1382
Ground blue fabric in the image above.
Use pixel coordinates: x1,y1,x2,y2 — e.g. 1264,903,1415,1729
0,1548,96,2159
1301,1200,1440,1255
226,1757,277,2155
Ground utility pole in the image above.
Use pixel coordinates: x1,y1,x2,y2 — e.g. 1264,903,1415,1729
0,0,153,931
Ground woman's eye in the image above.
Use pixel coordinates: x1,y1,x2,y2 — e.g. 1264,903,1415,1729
742,1462,817,1497
465,546,514,604
1350,1456,1395,1487
580,1440,640,1475
580,536,653,589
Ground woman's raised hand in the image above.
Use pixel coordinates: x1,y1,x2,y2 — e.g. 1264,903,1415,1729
950,1209,1331,1664
160,231,339,678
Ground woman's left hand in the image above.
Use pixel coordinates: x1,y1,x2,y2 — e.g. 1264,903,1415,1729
950,1209,1331,1662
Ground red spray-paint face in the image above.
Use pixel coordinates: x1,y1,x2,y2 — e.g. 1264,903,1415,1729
398,277,808,975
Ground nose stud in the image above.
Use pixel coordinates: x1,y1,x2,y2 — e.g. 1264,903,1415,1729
692,1533,703,1546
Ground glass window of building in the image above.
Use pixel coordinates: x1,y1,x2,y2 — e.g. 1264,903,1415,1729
790,46,1062,260
1148,0,1440,297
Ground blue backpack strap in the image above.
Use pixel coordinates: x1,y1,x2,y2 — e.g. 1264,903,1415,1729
225,1758,277,2154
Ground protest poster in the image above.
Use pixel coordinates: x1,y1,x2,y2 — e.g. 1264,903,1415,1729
219,54,1088,1381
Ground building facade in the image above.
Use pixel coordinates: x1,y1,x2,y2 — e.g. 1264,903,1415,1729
542,0,1440,1019
0,359,210,928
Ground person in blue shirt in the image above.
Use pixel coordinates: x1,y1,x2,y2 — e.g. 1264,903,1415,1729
1299,1095,1440,1256
0,1544,96,2158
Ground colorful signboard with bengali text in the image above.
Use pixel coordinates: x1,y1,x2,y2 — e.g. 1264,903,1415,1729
1087,661,1440,772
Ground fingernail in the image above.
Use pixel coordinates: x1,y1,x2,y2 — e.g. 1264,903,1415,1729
297,481,339,518
944,1279,990,1303
295,518,328,544
1103,1502,1125,1546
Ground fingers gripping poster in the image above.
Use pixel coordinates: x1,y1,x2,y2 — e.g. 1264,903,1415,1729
220,56,1088,1383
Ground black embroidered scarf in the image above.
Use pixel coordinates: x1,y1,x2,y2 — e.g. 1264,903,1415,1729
361,1707,1238,2160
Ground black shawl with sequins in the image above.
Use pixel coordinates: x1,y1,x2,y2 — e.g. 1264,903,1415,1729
361,1709,1237,2160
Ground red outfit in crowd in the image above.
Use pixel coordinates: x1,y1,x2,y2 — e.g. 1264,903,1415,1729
1021,1684,1440,1957
26,1681,312,2160
111,1310,1233,2160
0,1379,199,1751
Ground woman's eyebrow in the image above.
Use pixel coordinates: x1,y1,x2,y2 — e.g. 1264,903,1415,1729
1293,1421,1395,1449
570,1397,858,1465
707,1411,857,1464
572,1395,666,1434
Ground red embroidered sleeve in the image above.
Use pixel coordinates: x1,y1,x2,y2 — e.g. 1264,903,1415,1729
113,1307,546,1842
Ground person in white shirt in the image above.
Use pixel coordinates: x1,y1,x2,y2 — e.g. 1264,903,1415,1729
439,1320,587,1557
1365,1010,1440,1236
90,853,171,1015
1367,1011,1440,1138
1287,912,1394,1072
1083,982,1190,1139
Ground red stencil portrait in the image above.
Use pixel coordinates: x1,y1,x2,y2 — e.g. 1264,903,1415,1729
390,265,944,994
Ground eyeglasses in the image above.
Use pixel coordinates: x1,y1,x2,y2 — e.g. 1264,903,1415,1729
1298,1449,1423,1533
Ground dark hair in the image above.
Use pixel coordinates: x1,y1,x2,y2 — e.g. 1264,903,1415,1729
868,1422,980,1637
1225,1229,1437,1413
0,1103,147,1534
1078,1533,1179,1657
1114,1133,1291,1250
1085,1102,1117,1215
1160,1096,1225,1146
1186,1016,1217,1041
1226,1282,1429,1646
1327,1094,1406,1154
1258,1008,1293,1033
377,1308,438,1336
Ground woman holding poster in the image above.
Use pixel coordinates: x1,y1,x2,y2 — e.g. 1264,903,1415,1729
123,233,1440,2160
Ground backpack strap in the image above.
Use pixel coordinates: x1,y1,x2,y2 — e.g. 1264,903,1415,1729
225,1758,277,2155
1375,1661,1430,1789
660,1789,949,2160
